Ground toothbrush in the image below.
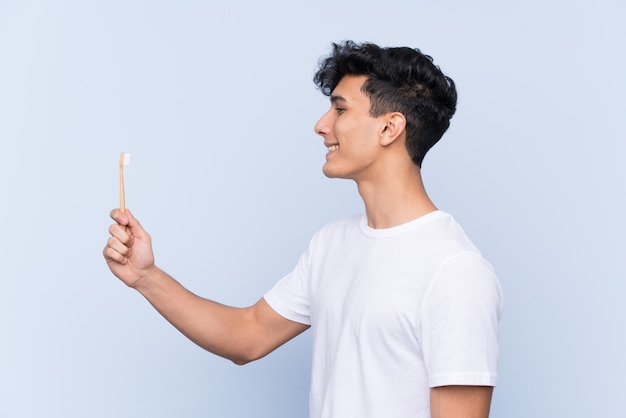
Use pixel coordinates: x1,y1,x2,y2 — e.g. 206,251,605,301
119,152,131,213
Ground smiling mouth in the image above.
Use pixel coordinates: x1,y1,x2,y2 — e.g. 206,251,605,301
327,144,339,152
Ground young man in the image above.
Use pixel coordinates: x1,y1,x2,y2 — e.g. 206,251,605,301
104,41,503,418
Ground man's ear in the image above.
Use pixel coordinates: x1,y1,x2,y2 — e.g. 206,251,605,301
380,112,406,146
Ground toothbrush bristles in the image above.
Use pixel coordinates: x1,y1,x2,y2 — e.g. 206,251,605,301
122,153,131,166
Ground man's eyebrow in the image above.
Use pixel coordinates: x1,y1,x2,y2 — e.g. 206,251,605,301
330,95,347,104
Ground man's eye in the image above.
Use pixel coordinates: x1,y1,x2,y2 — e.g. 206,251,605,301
336,107,345,114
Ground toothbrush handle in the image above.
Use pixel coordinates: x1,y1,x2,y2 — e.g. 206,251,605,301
120,166,126,212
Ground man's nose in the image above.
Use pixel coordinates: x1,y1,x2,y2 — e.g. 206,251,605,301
314,111,331,137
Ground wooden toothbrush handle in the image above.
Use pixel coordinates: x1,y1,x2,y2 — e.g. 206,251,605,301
120,163,126,212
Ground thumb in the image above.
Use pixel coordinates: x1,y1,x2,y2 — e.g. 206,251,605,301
125,209,149,239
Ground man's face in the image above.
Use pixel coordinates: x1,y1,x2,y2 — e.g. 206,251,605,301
314,75,388,181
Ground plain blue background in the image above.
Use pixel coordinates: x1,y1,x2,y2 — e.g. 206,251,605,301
1,1,624,417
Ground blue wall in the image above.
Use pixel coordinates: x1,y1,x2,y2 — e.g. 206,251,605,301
1,1,624,416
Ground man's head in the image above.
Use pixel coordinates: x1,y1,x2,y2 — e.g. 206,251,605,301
313,41,457,167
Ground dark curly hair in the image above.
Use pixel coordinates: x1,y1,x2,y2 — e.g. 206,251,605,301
313,41,457,167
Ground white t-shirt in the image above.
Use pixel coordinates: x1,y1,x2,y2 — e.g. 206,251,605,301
264,211,503,418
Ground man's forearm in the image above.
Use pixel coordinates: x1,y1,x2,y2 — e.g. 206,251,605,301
133,267,262,364
131,267,309,365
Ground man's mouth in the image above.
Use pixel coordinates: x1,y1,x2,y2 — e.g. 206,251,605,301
327,144,339,152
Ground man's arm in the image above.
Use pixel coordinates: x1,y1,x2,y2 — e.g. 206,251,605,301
103,209,309,364
430,386,493,418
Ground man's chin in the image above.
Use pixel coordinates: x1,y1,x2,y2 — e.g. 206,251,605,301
322,163,355,180
322,170,351,181
322,166,340,179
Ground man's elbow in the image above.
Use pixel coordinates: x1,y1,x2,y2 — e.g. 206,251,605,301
227,346,270,366
231,357,251,366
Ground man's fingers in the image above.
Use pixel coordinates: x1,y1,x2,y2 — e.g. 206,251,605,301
108,223,133,246
103,240,129,264
110,208,129,226
107,235,131,257
111,208,149,241
105,217,134,264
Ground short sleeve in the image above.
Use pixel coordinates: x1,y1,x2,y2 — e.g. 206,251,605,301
420,251,503,388
263,239,314,325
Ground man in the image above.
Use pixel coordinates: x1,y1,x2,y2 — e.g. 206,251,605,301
104,41,503,418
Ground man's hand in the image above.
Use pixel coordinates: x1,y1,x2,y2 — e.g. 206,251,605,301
103,209,156,288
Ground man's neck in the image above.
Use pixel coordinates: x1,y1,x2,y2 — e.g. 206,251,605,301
356,165,437,230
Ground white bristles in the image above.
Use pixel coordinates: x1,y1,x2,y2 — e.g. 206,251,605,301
122,153,131,166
